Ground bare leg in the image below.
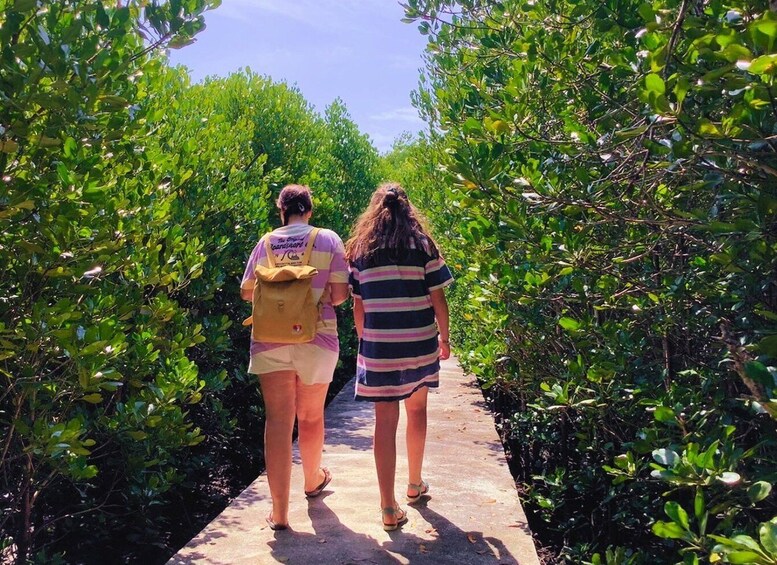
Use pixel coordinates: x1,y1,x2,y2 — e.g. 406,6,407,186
404,386,429,497
296,379,330,492
258,371,297,526
374,401,401,514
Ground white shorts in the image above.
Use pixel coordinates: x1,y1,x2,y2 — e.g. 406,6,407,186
248,344,339,385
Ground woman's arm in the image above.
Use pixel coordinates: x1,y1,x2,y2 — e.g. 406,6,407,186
430,288,450,360
241,287,253,302
329,282,349,306
353,296,364,339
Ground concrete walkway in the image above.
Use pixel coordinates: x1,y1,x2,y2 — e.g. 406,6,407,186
169,357,540,565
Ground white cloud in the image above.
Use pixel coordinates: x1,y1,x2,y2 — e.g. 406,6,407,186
247,47,296,70
367,131,400,154
370,106,424,124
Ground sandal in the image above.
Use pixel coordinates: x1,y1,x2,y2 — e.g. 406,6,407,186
265,510,288,531
406,480,430,503
304,467,332,498
381,504,408,532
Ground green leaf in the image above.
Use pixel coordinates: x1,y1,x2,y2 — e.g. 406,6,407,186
717,472,741,486
748,54,777,75
729,535,764,552
654,406,676,422
56,162,72,185
63,137,77,158
463,116,481,133
699,119,724,137
80,340,109,357
757,335,777,358
665,501,690,530
653,448,679,466
652,520,687,539
674,76,690,105
694,489,705,522
490,119,510,134
745,361,774,387
98,95,130,108
638,3,654,22
748,481,772,503
558,317,581,331
751,17,777,42
82,393,103,404
720,43,752,63
613,125,648,140
14,0,37,11
761,519,777,556
645,73,666,94
726,551,766,564
755,309,777,322
701,64,735,83
82,185,106,203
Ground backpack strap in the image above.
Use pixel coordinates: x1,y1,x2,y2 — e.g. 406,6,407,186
301,227,320,266
263,235,277,268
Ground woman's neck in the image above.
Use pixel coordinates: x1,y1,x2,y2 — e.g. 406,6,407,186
285,216,309,226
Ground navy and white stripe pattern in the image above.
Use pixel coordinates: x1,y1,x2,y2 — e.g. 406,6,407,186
349,247,453,402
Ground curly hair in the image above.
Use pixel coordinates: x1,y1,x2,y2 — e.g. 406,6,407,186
345,183,440,262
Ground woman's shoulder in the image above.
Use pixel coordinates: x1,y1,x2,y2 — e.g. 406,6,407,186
315,226,342,238
415,236,438,258
314,227,345,246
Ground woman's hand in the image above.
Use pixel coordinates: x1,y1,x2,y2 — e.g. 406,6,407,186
438,337,450,360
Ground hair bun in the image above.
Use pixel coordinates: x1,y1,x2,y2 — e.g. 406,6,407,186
383,187,399,207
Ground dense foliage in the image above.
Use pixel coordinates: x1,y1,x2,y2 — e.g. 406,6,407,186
6,0,776,562
399,0,777,562
0,2,379,562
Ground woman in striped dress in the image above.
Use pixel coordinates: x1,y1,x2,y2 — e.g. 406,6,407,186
345,183,453,531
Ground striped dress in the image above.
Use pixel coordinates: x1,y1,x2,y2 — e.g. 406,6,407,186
349,247,454,402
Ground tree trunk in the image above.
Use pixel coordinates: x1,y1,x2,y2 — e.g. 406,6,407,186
662,332,673,388
15,455,33,565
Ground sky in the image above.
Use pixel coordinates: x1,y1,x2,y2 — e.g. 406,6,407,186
167,0,430,153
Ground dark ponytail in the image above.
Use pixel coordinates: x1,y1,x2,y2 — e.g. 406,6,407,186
383,186,400,209
277,184,313,226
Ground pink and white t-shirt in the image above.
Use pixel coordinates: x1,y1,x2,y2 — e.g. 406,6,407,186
241,224,348,355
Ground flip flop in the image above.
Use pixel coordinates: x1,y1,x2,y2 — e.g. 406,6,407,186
265,510,288,531
304,467,332,498
406,480,430,503
381,504,408,531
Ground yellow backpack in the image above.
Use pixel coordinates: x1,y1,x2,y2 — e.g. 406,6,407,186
242,228,321,344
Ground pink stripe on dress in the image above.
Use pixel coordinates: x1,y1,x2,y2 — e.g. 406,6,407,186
355,373,439,398
360,351,441,372
362,327,437,341
359,267,425,284
362,297,431,312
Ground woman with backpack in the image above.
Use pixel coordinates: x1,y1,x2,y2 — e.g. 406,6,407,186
345,183,453,531
241,184,349,530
